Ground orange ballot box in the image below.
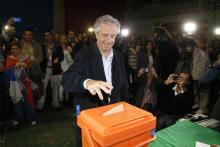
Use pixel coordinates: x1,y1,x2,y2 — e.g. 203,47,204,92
77,102,156,147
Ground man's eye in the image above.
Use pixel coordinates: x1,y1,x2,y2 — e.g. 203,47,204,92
103,34,108,37
111,35,116,38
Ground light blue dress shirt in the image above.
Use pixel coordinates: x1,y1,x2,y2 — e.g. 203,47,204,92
102,49,113,85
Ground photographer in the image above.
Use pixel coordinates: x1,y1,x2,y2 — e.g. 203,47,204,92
137,40,158,76
154,23,179,80
174,35,195,73
156,72,194,129
2,17,18,58
135,67,158,114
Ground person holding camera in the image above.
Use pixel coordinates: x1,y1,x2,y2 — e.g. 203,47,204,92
153,24,179,80
156,72,194,129
135,66,158,114
137,40,158,77
154,22,179,80
135,40,158,110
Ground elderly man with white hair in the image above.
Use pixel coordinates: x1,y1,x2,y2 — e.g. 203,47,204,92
61,15,129,146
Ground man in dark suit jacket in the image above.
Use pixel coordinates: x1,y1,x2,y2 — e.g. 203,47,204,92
61,15,129,147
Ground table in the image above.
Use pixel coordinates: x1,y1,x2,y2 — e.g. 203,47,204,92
149,120,220,147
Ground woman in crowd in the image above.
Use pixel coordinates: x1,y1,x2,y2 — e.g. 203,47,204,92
59,35,73,104
6,41,37,125
135,40,158,112
137,40,158,76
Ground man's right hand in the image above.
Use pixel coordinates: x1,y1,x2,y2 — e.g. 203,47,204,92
164,74,176,85
85,80,113,100
138,68,145,77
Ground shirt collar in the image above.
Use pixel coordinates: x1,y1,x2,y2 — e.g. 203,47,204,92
172,85,186,96
108,49,113,59
99,48,113,61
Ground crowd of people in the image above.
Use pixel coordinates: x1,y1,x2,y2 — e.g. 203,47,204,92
0,19,95,127
122,28,220,125
0,16,220,138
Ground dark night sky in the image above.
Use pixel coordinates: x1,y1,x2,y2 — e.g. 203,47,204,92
0,0,53,39
65,0,127,33
0,0,127,37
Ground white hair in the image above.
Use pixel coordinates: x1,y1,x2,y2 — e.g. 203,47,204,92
93,15,120,34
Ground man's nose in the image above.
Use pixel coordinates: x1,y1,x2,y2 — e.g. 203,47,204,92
106,36,114,42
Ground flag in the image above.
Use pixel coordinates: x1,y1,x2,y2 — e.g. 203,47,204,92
24,71,35,111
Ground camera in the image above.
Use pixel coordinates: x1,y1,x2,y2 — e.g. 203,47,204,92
2,17,18,41
145,68,149,72
154,21,165,34
172,75,180,81
154,21,169,42
13,17,22,23
144,67,153,73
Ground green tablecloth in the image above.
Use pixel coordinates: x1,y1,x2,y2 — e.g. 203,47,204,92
149,120,220,147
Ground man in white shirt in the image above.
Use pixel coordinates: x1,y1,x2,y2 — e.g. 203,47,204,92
61,15,129,147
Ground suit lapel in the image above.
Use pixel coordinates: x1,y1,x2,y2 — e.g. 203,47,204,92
93,44,106,82
111,49,116,88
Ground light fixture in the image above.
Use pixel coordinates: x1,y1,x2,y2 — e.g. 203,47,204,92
88,27,94,33
4,25,9,31
183,22,197,34
121,28,129,37
214,27,220,35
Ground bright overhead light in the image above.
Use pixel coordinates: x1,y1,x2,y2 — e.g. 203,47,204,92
214,27,220,35
88,27,94,33
183,22,197,34
121,28,129,37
